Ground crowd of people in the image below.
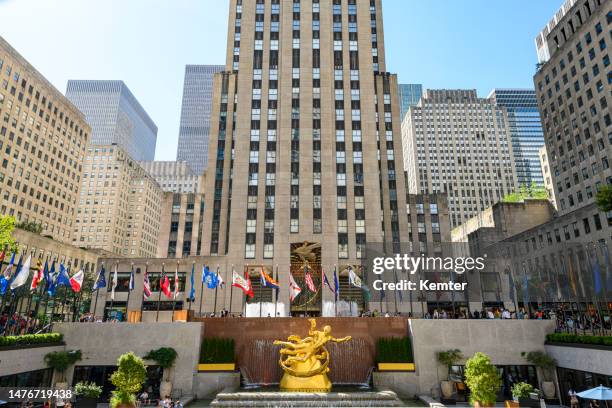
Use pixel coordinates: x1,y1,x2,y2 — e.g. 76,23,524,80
0,312,42,335
138,392,184,408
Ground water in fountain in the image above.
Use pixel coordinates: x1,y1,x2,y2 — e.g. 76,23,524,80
239,338,373,387
321,300,360,317
245,302,287,317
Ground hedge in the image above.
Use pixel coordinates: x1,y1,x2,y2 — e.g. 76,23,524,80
0,333,63,347
377,336,414,363
546,332,612,346
200,338,235,364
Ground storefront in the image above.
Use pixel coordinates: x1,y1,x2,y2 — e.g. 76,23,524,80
557,367,612,407
72,365,162,400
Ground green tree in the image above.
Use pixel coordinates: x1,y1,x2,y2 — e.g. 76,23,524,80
44,350,82,383
464,352,501,406
0,215,19,254
595,184,612,212
110,352,147,408
144,347,177,381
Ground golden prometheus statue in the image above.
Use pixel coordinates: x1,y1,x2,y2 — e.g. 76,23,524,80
274,318,351,392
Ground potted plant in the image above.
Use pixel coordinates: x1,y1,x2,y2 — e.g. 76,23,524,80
44,350,82,388
144,347,177,399
74,382,102,408
522,351,557,399
510,382,539,407
376,337,415,371
110,352,147,408
464,352,501,408
199,338,236,371
437,349,463,400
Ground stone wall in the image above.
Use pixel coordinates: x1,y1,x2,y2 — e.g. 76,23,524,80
55,322,202,395
546,344,612,375
0,344,64,377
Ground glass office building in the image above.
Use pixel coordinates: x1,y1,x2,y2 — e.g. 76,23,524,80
489,89,545,187
66,80,158,161
398,83,423,122
176,65,225,174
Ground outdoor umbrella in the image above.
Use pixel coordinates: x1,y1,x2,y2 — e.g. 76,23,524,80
577,385,612,407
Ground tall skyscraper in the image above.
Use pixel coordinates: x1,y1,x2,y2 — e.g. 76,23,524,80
66,80,158,161
489,89,545,187
402,89,518,228
200,0,414,314
0,37,89,243
534,0,611,215
397,83,423,121
176,65,225,174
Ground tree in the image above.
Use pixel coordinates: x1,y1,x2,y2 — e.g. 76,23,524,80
143,347,177,382
464,352,501,406
595,184,612,212
44,350,82,383
0,215,19,254
110,352,147,408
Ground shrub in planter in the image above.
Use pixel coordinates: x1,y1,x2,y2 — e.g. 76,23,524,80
464,352,501,407
546,333,612,346
110,352,147,408
511,382,535,400
0,333,63,347
437,349,463,399
75,382,103,398
377,337,413,363
200,338,235,364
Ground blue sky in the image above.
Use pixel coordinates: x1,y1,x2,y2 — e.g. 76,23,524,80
0,0,561,161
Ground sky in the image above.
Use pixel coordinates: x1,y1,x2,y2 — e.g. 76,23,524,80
0,0,561,161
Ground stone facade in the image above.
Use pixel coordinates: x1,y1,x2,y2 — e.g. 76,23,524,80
73,145,163,257
156,191,206,258
138,160,202,194
539,145,558,209
0,36,89,244
402,89,518,229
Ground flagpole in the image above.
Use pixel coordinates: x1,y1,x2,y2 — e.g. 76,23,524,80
259,267,263,318
140,263,148,322
274,265,278,318
171,262,178,322
334,265,337,317
305,265,309,317
188,262,194,312
124,263,133,322
242,265,247,317
92,262,103,318
393,269,398,315
199,264,205,317
213,264,219,314
156,263,164,322
229,265,234,317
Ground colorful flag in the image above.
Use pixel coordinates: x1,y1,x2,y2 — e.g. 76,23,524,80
143,267,152,299
30,259,44,291
56,263,72,288
10,254,31,290
160,266,171,298
92,264,106,291
47,261,57,297
128,265,135,292
348,266,362,288
0,248,6,264
305,269,317,292
69,270,84,292
232,270,253,298
333,268,339,301
203,265,218,289
216,266,225,289
289,272,302,302
0,252,16,295
260,267,279,290
110,264,118,300
173,265,180,300
188,264,195,302
323,271,334,294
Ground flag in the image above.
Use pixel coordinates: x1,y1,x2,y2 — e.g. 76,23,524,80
260,267,279,290
188,263,195,301
47,261,57,297
143,267,152,299
216,266,225,289
173,265,180,300
56,263,72,288
160,266,171,298
30,259,44,291
289,272,302,302
128,265,135,291
0,248,6,264
348,266,362,288
69,270,84,292
92,264,106,291
333,268,339,301
110,264,118,300
10,254,31,290
591,250,603,295
304,269,317,292
323,271,334,294
203,265,218,289
232,270,253,298
0,252,16,295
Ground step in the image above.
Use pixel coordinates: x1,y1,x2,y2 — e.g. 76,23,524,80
211,390,403,407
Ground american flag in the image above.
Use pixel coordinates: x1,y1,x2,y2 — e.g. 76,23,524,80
305,270,317,292
143,268,152,299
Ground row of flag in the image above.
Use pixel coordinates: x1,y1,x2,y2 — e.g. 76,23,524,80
90,261,365,303
0,249,84,296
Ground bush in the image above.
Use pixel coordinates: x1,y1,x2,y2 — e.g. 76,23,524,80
546,333,612,346
511,382,535,399
74,382,102,398
0,332,63,347
110,352,147,408
464,352,501,406
377,337,414,363
200,338,235,364
44,350,82,382
143,347,177,369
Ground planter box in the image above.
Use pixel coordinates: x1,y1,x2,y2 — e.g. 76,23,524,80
198,363,236,372
377,362,415,371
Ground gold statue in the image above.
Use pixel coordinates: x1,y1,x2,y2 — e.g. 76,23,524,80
274,318,351,392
